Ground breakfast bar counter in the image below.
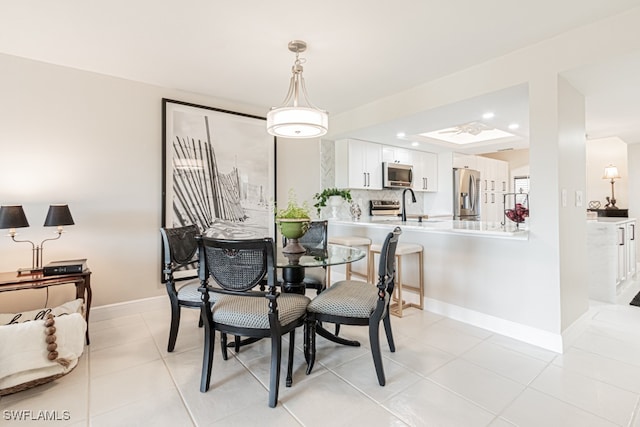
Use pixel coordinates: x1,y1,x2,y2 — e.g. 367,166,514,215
330,218,529,240
325,217,570,353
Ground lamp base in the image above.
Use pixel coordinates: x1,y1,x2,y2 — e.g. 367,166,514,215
17,267,43,276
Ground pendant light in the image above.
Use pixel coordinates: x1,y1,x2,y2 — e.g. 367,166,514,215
267,40,328,138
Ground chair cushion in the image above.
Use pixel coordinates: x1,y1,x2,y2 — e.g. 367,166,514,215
307,280,378,319
212,294,310,329
177,280,204,303
328,236,371,247
370,242,423,255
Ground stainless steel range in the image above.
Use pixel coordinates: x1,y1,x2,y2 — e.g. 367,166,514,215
369,199,401,216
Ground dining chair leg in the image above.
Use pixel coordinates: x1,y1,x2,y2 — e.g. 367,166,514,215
303,320,311,364
383,312,396,353
220,333,229,360
305,319,316,375
167,300,180,352
200,306,215,393
286,330,295,387
369,317,386,386
269,334,282,408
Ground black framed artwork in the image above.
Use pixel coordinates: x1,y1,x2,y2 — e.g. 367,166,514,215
162,98,276,240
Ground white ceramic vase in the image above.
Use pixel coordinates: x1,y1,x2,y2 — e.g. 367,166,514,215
327,196,343,219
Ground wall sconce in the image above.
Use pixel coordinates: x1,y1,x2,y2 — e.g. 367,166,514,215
602,164,621,210
0,204,75,273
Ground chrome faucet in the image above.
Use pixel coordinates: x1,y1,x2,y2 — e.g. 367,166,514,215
401,188,416,222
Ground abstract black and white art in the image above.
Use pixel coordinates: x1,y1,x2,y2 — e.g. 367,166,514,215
162,99,275,239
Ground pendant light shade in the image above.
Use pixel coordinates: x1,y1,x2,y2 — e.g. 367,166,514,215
267,40,328,139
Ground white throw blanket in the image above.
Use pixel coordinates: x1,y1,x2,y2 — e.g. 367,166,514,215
0,313,86,392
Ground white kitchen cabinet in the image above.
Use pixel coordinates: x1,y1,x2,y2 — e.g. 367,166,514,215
382,146,412,164
452,153,477,170
477,156,509,193
587,218,637,302
627,221,637,278
412,151,438,192
476,156,509,222
335,139,382,190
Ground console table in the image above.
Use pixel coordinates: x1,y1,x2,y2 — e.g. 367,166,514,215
0,269,92,344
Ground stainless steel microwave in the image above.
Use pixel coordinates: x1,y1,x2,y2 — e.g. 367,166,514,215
382,162,413,188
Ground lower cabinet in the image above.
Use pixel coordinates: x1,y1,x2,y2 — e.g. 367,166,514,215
587,218,637,302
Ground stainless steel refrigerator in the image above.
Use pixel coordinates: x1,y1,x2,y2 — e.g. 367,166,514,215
453,168,481,220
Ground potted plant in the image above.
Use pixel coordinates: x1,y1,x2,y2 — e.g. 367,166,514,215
313,188,352,218
275,189,312,253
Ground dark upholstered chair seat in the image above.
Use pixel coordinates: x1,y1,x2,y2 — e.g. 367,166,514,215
307,280,378,319
212,293,310,329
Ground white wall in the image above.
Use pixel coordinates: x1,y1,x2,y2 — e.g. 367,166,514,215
586,137,629,209
276,138,322,215
0,53,274,312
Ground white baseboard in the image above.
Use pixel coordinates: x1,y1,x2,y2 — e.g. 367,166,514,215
90,295,167,323
425,298,564,353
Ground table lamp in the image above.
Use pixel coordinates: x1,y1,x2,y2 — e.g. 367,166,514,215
0,204,75,273
602,164,621,210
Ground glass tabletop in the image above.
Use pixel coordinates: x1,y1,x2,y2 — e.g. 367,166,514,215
276,243,365,268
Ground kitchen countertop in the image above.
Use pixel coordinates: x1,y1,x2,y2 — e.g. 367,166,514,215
331,217,529,240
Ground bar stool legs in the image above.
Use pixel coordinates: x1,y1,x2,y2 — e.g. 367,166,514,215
369,243,424,317
327,236,371,283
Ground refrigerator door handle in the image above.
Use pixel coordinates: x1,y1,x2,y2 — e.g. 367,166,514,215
469,174,476,211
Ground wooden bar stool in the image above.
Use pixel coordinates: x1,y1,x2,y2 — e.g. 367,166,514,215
369,242,424,317
327,236,371,283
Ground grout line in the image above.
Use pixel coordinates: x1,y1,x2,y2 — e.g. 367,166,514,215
140,308,199,427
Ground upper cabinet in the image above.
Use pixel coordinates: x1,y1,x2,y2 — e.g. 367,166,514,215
336,139,438,192
452,153,477,170
382,146,412,164
476,156,509,193
475,156,510,222
335,139,383,190
412,151,438,192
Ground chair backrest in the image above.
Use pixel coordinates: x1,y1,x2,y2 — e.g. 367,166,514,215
198,236,276,292
376,227,402,294
160,225,200,282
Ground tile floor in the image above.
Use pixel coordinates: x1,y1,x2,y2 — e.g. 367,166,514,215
3,283,640,426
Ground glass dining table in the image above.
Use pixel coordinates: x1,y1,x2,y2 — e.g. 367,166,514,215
276,243,366,294
277,243,367,351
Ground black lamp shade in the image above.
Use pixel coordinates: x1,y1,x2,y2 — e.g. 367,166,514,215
0,205,30,229
44,204,75,227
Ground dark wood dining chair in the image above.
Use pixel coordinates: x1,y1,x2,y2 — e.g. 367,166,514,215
304,227,401,386
197,236,310,408
160,225,203,352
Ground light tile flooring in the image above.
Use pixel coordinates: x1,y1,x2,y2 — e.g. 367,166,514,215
4,283,640,426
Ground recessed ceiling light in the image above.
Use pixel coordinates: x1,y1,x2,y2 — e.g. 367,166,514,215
411,141,419,147
508,123,520,130
396,132,406,138
482,112,495,119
